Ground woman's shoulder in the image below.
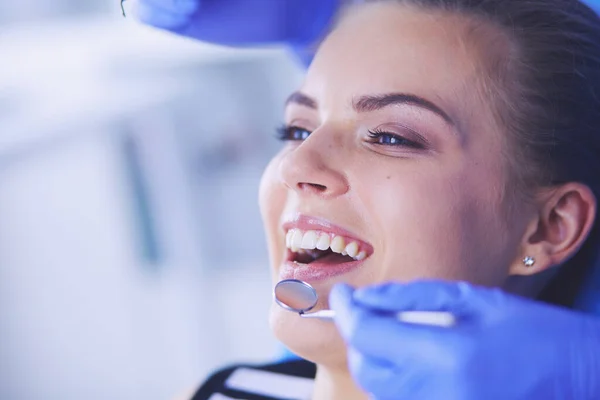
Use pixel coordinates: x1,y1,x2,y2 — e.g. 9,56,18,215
191,358,316,400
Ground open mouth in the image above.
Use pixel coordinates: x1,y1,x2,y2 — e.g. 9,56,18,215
285,228,371,265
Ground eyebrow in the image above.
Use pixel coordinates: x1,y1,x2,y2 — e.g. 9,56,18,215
354,93,454,125
285,91,317,109
285,91,454,126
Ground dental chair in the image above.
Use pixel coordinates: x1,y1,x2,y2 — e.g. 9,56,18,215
575,255,600,314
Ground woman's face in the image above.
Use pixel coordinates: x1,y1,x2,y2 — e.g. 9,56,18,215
259,4,529,365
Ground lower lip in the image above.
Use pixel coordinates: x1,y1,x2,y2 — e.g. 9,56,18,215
279,259,365,282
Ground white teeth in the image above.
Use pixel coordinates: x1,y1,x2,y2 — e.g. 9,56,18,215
301,230,319,249
286,228,369,261
316,233,330,251
291,229,303,251
345,242,359,258
330,236,346,254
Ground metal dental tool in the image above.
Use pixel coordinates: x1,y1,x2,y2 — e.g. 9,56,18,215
274,279,456,327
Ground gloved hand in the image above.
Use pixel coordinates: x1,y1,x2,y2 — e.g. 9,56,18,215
128,0,339,48
329,280,600,400
585,0,600,14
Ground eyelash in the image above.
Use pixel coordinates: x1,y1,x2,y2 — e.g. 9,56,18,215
275,125,311,141
366,128,424,149
275,125,425,150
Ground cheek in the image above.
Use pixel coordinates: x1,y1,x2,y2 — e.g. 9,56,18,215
259,156,287,272
357,165,512,285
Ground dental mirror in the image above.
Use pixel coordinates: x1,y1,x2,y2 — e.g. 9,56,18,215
274,279,319,314
274,278,456,327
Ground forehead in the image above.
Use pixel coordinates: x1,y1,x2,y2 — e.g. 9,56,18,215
303,3,494,125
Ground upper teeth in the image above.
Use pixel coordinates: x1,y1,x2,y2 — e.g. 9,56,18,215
285,228,367,261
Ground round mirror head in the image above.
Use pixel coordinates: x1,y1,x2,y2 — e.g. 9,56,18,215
274,279,319,314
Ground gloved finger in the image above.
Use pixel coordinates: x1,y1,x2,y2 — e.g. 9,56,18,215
353,280,490,316
130,0,194,28
329,283,357,331
133,0,198,15
330,284,461,362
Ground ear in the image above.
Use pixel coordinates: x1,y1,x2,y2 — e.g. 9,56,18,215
509,183,597,276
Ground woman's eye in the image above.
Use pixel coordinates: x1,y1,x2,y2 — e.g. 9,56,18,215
366,129,424,149
275,125,312,141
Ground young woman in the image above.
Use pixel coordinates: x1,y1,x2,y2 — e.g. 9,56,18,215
135,0,600,398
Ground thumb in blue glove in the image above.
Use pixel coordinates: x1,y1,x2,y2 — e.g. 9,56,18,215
329,281,600,400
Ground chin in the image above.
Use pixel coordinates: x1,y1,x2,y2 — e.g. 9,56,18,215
269,304,348,369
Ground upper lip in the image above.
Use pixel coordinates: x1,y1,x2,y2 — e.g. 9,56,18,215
281,213,374,251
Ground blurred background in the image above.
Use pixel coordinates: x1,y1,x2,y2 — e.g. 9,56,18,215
0,2,304,399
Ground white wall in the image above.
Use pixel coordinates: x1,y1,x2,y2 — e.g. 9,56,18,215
0,17,304,400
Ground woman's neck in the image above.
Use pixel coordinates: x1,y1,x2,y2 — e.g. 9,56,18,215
311,365,369,400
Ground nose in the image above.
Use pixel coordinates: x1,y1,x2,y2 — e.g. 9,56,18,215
278,129,349,198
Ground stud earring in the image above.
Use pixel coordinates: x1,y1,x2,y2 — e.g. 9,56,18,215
523,256,535,267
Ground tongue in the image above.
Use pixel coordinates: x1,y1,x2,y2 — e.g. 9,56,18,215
314,252,355,265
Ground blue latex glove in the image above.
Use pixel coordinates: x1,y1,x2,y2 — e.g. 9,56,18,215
128,0,339,48
585,0,600,14
330,281,600,400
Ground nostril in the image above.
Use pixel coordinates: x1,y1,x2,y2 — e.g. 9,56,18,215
299,182,327,192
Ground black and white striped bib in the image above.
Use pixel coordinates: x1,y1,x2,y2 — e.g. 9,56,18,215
192,359,316,400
